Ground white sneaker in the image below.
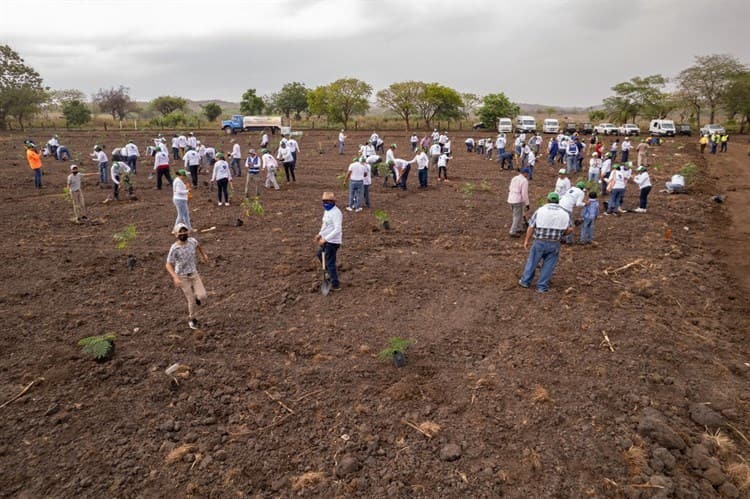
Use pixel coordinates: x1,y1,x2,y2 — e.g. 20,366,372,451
225,202,230,206
218,202,223,206
634,208,647,213
345,207,353,211
355,208,362,212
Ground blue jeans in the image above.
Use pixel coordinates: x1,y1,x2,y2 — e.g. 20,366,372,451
520,239,561,292
565,155,576,174
33,168,42,188
527,164,534,180
621,150,629,163
338,141,345,155
173,147,180,160
348,180,363,209
174,198,191,229
317,242,340,287
127,155,138,174
580,217,595,242
99,161,108,183
588,171,599,182
608,188,625,213
418,168,428,187
363,184,370,208
231,158,241,177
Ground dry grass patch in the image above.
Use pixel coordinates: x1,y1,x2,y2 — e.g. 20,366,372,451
623,446,647,476
291,471,327,491
530,385,554,404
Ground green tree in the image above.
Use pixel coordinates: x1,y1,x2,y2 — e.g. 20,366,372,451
48,88,86,111
603,96,637,123
607,74,668,121
724,71,750,133
240,88,264,115
93,85,134,120
274,82,309,119
62,100,91,128
0,44,48,130
477,92,520,129
307,78,372,129
151,95,187,116
588,109,606,122
460,93,482,119
201,102,222,122
376,81,422,130
676,54,746,124
415,83,463,128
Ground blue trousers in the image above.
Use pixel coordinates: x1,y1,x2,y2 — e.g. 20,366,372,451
317,242,340,287
520,240,561,292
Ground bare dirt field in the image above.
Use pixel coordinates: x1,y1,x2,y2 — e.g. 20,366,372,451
0,128,749,498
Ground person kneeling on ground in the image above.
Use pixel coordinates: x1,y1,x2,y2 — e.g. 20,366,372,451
165,223,209,330
665,173,685,194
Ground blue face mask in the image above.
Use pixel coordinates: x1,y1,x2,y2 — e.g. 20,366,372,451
322,201,335,211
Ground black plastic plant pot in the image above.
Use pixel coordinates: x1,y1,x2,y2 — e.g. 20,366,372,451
392,351,406,368
96,340,115,363
382,220,391,230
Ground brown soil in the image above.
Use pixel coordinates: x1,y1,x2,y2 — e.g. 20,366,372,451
0,129,749,498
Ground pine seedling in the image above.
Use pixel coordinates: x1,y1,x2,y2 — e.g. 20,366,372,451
78,333,116,361
113,224,137,250
377,337,412,361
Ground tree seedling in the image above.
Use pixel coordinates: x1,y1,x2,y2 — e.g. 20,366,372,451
78,333,116,362
378,337,412,368
460,182,475,197
374,209,391,230
241,195,264,218
62,186,72,203
113,224,137,250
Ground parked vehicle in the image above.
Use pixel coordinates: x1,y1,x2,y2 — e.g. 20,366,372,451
580,123,594,135
221,115,282,134
563,122,577,135
497,118,513,133
676,124,692,136
617,124,641,136
649,119,676,137
699,124,726,136
594,123,617,135
514,115,537,133
472,122,487,130
542,119,559,134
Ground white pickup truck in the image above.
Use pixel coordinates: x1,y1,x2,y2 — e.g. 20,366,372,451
594,123,617,135
617,124,640,136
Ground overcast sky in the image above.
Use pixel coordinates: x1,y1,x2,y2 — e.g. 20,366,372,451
2,0,749,108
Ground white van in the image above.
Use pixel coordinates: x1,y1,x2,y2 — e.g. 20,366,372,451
497,117,513,133
542,118,559,134
649,119,676,137
515,115,537,133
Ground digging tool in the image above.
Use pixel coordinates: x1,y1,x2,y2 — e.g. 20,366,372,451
320,249,331,296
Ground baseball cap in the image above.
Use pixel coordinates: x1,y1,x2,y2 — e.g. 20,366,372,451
547,192,560,202
520,168,531,175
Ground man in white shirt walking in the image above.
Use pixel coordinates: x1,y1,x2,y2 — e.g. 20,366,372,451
230,141,242,177
338,130,346,155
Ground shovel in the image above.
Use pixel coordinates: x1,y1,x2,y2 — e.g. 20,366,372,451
320,249,331,296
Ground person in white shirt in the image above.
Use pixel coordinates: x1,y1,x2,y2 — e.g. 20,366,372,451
606,165,627,214
555,169,571,196
91,145,109,184
495,134,507,162
411,134,419,152
171,135,180,160
315,191,343,291
345,158,367,211
210,153,232,206
287,137,300,167
485,136,494,160
559,181,588,243
183,146,201,188
621,138,632,163
375,136,385,154
465,137,475,153
609,139,619,160
431,129,439,142
437,151,450,183
203,145,215,166
438,132,448,150
276,142,296,182
110,160,131,201
362,160,372,209
244,149,262,197
665,173,685,194
177,134,187,156
477,138,485,156
429,142,442,168
414,148,429,187
197,142,207,171
600,153,613,195
369,132,379,146
632,166,652,212
230,141,242,177
393,158,415,190
261,148,279,190
172,169,192,229
125,139,140,174
153,148,171,190
260,131,270,148
338,130,346,155
588,152,602,182
47,135,59,158
384,144,398,187
187,132,197,149
159,138,168,154
444,139,452,155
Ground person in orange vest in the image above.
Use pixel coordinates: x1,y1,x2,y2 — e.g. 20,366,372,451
26,142,43,189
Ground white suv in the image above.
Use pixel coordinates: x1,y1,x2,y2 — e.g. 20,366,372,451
617,124,640,136
699,124,726,136
595,123,617,135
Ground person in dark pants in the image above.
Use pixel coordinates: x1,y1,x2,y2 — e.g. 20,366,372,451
315,191,343,291
153,147,172,190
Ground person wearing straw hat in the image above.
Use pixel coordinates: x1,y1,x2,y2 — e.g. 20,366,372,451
315,192,342,291
165,223,209,330
518,192,573,293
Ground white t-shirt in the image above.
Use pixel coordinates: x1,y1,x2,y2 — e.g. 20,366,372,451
173,176,189,201
232,143,241,159
559,187,586,212
177,135,187,148
415,152,429,169
347,161,366,181
555,177,571,196
183,150,200,166
318,206,342,244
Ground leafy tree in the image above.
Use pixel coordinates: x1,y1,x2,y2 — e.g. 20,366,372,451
93,85,134,120
307,78,372,129
62,100,91,128
48,88,86,112
415,83,463,128
151,95,187,116
240,88,264,115
274,82,309,119
262,94,278,114
676,54,746,124
0,44,48,130
460,93,482,119
477,92,520,129
588,109,606,122
376,81,422,130
607,74,668,121
724,71,750,133
201,102,222,122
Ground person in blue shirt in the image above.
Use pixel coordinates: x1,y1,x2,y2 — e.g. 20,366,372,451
579,191,600,244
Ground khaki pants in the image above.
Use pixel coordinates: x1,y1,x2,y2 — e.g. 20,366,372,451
510,202,524,235
178,273,206,319
71,189,86,219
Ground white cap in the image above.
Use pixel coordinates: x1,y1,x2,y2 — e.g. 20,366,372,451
70,164,78,170
173,223,189,234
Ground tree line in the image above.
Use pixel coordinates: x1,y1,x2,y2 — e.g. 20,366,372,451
1,43,748,131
